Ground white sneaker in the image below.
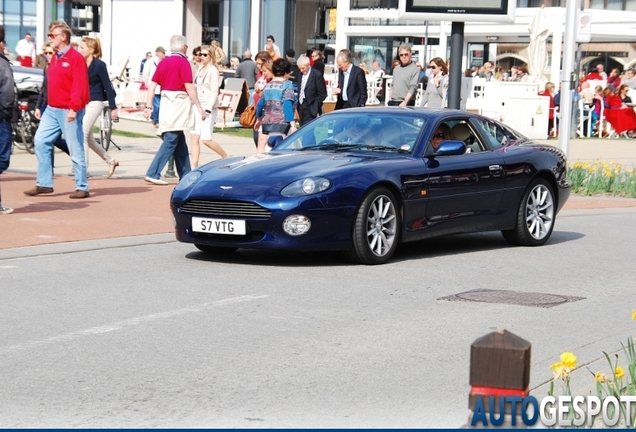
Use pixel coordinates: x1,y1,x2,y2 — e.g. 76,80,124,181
0,205,14,215
144,176,168,185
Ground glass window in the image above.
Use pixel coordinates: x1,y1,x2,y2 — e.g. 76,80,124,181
228,0,250,58
262,0,286,56
470,117,511,149
4,0,20,14
22,0,36,16
350,0,398,8
607,0,624,9
626,0,636,10
589,0,605,8
278,112,427,153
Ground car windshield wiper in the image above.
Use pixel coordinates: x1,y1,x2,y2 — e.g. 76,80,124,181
365,145,409,153
298,142,365,151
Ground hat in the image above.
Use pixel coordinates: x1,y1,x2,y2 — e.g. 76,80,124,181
155,46,166,54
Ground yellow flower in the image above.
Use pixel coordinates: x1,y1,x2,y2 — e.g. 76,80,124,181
632,309,636,321
560,352,578,369
595,372,607,383
615,366,624,380
573,162,581,169
550,362,566,379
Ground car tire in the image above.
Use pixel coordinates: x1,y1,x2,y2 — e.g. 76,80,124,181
345,186,400,265
502,178,555,246
195,244,238,254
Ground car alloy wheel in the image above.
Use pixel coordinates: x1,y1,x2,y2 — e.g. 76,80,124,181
502,178,555,246
346,186,400,265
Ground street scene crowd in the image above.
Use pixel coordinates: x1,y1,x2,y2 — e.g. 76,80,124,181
2,20,636,216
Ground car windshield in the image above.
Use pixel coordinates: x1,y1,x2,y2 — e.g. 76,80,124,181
275,112,429,154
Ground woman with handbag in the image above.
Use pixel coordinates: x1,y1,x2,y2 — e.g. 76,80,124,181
254,58,297,152
189,44,227,167
252,51,274,148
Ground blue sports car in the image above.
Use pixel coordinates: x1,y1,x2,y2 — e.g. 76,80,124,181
171,108,570,264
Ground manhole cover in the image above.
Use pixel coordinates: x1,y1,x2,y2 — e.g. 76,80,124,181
437,289,585,308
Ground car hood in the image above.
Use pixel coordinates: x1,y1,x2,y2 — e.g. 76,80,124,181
183,152,374,200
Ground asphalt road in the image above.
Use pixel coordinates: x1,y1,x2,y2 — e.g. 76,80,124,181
1,206,636,428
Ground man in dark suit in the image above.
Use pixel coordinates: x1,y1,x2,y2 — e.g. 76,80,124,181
334,51,367,110
296,54,327,126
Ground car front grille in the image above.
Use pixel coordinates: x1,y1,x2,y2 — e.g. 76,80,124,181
179,199,272,218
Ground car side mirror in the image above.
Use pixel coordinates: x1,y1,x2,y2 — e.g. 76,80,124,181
434,140,467,156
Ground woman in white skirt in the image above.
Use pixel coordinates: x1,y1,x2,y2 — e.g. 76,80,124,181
190,44,228,167
78,37,119,177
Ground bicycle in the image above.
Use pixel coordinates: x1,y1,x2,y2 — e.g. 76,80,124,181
96,102,121,152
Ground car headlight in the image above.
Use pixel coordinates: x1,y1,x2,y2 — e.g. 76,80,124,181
280,177,331,197
175,170,202,190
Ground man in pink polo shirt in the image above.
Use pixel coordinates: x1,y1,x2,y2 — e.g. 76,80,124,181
143,35,207,185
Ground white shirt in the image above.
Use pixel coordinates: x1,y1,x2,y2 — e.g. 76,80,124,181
15,39,35,59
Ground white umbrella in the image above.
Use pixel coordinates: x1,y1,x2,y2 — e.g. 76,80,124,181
527,6,552,86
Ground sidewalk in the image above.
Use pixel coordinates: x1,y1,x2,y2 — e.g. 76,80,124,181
1,117,635,251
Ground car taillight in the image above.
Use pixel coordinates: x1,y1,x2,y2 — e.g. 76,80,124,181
18,102,29,112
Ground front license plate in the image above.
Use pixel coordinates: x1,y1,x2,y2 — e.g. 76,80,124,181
192,217,246,235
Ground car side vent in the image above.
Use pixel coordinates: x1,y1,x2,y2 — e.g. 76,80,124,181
180,200,272,218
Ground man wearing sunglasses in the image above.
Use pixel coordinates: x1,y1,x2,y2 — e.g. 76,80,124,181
388,44,419,107
24,20,91,199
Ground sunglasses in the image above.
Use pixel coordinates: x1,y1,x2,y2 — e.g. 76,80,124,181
200,53,210,57
399,53,410,57
428,65,437,69
47,33,62,38
45,51,54,55
433,133,445,139
194,53,201,57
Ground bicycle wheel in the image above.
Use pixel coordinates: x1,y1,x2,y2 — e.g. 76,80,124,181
100,107,112,151
18,114,35,154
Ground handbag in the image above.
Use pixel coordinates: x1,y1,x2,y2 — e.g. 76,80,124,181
239,104,256,128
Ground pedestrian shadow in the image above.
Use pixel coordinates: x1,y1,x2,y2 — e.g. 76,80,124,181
1,175,35,182
89,186,159,197
13,201,93,213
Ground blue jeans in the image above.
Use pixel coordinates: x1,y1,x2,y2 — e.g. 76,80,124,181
34,107,88,191
146,131,191,180
0,119,12,173
152,95,161,124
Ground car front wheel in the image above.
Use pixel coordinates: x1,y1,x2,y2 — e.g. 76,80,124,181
502,178,555,246
346,187,400,265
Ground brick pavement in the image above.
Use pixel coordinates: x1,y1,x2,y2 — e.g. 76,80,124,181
1,117,635,250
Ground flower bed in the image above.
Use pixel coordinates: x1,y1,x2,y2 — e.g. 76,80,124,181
569,161,636,198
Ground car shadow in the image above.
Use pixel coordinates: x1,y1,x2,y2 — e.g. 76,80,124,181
390,230,585,263
183,230,584,267
185,248,350,267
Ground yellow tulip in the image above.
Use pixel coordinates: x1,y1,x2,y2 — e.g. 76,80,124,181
632,309,636,321
560,352,578,369
615,366,624,380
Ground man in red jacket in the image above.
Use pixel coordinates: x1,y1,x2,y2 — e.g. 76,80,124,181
24,20,90,199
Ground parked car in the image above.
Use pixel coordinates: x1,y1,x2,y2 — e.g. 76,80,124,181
170,108,571,264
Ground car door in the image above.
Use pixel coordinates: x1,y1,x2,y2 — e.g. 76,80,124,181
420,117,506,236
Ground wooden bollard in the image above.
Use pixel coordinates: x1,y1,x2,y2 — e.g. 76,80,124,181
468,329,531,427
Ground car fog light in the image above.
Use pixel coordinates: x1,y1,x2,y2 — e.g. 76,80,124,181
172,215,177,228
283,215,311,236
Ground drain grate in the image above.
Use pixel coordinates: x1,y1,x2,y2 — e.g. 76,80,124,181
437,289,585,308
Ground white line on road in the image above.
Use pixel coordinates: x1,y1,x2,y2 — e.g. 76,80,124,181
0,294,270,354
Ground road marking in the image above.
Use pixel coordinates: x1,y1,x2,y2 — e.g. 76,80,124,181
0,265,18,269
0,294,269,354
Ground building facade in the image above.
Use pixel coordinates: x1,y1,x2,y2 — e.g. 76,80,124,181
1,0,635,78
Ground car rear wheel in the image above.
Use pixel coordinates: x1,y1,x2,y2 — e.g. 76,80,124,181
502,178,555,246
195,244,238,254
345,186,400,265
